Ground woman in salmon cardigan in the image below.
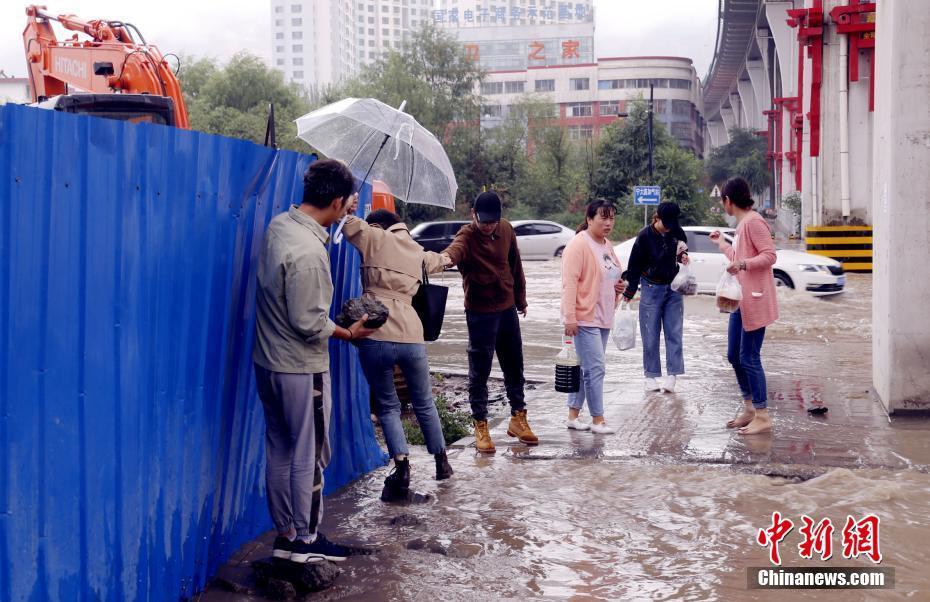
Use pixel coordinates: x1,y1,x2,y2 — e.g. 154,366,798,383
710,177,779,435
560,199,627,434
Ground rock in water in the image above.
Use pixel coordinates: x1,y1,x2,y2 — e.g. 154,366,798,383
253,558,341,595
336,297,389,329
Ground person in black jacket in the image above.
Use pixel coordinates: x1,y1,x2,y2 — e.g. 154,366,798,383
621,202,690,393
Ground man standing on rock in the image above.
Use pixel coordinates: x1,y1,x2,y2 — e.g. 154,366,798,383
253,159,378,564
442,191,538,453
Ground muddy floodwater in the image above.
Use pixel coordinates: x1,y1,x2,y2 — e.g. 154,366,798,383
209,260,930,601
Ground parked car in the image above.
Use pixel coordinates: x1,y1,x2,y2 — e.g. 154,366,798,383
409,221,469,253
511,220,576,260
614,226,846,297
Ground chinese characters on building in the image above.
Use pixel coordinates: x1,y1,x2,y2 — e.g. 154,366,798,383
756,513,882,566
434,2,590,25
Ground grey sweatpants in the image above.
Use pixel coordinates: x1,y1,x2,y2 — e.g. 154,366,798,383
254,365,332,539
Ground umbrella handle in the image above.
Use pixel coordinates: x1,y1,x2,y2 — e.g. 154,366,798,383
332,215,348,244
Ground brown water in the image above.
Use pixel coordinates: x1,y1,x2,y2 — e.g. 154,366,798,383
215,261,930,601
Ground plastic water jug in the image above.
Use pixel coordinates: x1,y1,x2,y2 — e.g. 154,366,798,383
555,337,581,393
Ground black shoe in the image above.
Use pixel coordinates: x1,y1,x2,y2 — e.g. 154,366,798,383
272,536,294,560
435,450,454,480
381,458,410,502
290,533,352,563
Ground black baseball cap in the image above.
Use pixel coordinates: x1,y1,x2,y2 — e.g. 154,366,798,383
656,202,681,231
473,191,502,223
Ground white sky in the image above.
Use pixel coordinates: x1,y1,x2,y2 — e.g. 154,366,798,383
0,0,719,80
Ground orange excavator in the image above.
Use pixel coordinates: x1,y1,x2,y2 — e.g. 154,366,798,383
23,5,189,128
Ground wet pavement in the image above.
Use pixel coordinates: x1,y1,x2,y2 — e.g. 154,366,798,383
202,260,930,601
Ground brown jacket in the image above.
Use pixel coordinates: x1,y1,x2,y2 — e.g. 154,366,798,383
443,219,527,313
343,216,445,344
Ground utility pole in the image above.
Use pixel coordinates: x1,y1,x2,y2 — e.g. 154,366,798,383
646,83,654,226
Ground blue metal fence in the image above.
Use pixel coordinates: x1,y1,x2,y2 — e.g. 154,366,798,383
0,104,386,601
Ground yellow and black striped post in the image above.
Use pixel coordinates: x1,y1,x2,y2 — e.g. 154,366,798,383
805,226,873,273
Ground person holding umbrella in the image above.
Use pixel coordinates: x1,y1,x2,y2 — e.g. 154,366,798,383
621,202,691,394
253,159,379,564
339,201,455,502
442,191,538,453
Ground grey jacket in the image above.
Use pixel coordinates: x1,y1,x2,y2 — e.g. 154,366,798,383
253,206,337,374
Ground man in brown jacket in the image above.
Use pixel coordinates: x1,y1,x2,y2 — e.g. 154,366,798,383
443,191,538,453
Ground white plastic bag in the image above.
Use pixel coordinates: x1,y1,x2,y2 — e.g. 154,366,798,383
671,263,698,295
612,303,637,351
715,272,743,313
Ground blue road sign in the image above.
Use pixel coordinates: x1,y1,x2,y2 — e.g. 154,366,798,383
634,185,661,206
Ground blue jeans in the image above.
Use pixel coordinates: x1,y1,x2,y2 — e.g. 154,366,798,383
727,311,768,409
568,327,610,417
356,340,446,457
638,278,684,378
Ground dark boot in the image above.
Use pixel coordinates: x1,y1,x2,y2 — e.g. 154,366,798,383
380,458,410,502
434,450,454,480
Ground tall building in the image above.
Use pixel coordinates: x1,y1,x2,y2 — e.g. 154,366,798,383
435,0,594,27
0,73,31,105
434,0,595,72
478,57,706,155
270,0,434,89
434,2,703,155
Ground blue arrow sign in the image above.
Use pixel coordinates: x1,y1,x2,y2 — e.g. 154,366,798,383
634,185,661,206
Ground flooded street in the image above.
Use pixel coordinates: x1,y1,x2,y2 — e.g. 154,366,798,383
209,261,930,601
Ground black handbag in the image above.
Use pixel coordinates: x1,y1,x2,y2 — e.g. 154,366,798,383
412,262,448,342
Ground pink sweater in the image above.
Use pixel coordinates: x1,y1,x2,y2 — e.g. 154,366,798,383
719,211,779,332
560,232,623,325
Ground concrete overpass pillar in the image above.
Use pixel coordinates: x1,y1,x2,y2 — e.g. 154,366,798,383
720,107,736,135
872,0,930,414
737,78,759,129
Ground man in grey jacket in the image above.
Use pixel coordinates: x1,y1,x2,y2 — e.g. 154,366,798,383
253,159,378,564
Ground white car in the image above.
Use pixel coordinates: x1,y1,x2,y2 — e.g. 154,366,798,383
511,220,576,260
614,226,846,297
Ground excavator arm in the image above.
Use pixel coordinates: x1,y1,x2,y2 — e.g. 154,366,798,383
23,5,189,128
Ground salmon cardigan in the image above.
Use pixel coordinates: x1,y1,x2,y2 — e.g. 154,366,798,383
560,231,623,325
718,211,779,332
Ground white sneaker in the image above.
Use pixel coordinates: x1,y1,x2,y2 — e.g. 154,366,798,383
590,422,617,434
566,419,591,431
645,377,660,392
661,376,677,393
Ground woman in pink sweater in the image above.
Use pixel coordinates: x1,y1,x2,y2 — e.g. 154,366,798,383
710,177,779,435
560,200,626,434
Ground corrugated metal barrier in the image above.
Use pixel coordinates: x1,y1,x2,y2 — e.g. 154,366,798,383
0,104,387,601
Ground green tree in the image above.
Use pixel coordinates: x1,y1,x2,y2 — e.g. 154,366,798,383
332,26,483,138
180,53,312,152
705,127,770,194
594,100,674,201
594,101,712,237
324,26,484,221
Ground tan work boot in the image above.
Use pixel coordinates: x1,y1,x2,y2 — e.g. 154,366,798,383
507,410,539,446
474,420,496,454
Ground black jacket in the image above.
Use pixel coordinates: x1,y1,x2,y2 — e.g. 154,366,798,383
622,225,687,299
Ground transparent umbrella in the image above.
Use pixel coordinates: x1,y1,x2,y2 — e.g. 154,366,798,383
295,98,458,242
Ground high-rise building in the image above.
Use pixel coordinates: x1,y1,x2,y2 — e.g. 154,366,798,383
434,0,594,27
270,0,435,89
434,1,704,155
477,57,706,156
